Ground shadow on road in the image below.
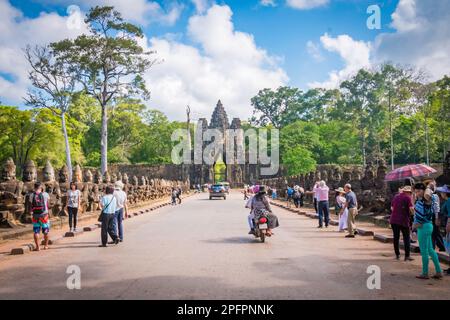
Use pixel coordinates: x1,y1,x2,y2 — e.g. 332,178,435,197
201,236,260,244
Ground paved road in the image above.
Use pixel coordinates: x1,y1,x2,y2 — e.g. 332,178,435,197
0,191,448,300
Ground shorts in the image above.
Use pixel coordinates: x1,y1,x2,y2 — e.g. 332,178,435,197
32,214,50,234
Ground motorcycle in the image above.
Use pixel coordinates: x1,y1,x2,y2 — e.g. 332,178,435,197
253,213,269,243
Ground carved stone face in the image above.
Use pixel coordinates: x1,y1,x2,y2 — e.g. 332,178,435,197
132,176,139,186
351,169,361,180
94,170,102,184
111,173,117,183
73,165,83,183
1,158,16,182
140,176,146,186
122,173,129,184
59,165,69,183
103,172,111,184
23,160,37,182
84,170,93,183
43,161,55,182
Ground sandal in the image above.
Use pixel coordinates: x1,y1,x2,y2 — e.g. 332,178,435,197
432,273,443,280
416,274,430,280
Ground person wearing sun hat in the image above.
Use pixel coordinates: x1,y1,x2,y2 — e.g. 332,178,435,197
390,185,415,261
335,187,348,232
113,180,128,243
436,185,450,275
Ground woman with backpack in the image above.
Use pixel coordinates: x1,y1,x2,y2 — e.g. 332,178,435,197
67,182,81,232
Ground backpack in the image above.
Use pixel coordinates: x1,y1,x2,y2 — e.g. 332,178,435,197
31,192,45,215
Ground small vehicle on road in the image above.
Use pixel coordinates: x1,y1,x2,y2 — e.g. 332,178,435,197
253,213,269,243
209,184,227,200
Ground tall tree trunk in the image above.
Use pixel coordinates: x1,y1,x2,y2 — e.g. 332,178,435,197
100,104,108,175
61,112,73,182
424,105,430,166
389,91,395,170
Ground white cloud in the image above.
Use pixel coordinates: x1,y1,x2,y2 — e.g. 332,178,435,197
38,0,183,26
373,0,450,81
309,0,450,88
191,0,211,13
0,2,287,121
260,0,277,7
308,34,371,88
141,5,288,121
306,41,323,62
0,0,89,103
286,0,329,10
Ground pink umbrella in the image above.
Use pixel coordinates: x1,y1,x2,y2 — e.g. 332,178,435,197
384,164,437,182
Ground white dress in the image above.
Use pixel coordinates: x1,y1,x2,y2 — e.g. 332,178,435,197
337,195,348,232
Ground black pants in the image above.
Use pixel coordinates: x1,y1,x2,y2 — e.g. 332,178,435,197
293,198,300,208
68,207,78,229
313,198,318,213
432,220,446,252
299,194,304,207
101,214,117,246
391,223,411,257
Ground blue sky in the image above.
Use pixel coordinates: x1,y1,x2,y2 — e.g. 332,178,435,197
1,0,448,120
9,0,398,88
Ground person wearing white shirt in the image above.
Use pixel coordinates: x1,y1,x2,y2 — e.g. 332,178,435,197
113,181,128,242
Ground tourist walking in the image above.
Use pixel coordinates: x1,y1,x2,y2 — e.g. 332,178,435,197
113,181,128,243
286,186,294,208
335,187,347,232
316,181,330,228
30,182,50,251
171,187,178,205
177,186,182,204
244,187,249,200
293,186,301,208
271,187,277,200
99,186,119,247
312,182,319,214
413,183,442,279
436,185,450,275
390,186,414,261
67,182,81,232
426,181,446,252
340,184,358,238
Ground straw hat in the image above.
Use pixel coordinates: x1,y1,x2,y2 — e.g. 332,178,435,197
335,187,345,194
401,186,413,193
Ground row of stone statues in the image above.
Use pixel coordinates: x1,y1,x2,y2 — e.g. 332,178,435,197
0,158,189,228
260,160,389,213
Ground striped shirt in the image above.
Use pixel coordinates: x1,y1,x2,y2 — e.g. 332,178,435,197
414,199,433,225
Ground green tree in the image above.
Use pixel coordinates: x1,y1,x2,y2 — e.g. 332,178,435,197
282,146,317,176
0,107,65,175
24,45,79,180
52,6,157,174
250,86,303,128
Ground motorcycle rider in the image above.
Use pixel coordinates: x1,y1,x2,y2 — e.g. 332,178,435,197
246,185,280,236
